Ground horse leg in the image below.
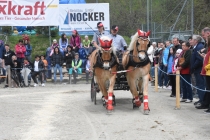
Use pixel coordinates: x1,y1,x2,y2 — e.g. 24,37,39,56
107,74,116,111
127,75,141,108
142,73,150,114
138,78,143,102
97,79,108,107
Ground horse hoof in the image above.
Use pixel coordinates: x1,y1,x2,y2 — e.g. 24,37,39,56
133,105,139,109
101,95,104,101
144,109,150,115
106,104,114,111
135,101,141,107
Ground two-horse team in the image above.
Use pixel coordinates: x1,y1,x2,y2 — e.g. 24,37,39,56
90,29,151,115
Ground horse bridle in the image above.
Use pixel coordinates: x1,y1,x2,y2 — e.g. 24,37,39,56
135,37,150,61
98,50,113,70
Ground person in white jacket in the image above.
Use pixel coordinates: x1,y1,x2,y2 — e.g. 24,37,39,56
147,42,157,83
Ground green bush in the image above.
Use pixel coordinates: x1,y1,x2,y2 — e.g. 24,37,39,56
2,26,12,35
51,29,58,37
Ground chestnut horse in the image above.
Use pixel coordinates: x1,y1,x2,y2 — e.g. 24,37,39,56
90,36,118,111
122,30,151,115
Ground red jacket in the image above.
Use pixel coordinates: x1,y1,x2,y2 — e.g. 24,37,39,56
179,50,191,74
15,44,26,58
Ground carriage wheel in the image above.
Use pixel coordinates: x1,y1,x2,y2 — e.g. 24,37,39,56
94,87,97,105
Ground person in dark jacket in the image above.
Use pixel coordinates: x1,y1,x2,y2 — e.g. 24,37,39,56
190,35,206,108
51,47,64,84
11,55,22,87
65,45,75,73
172,37,182,53
177,42,193,103
31,55,45,87
24,40,32,62
2,44,15,88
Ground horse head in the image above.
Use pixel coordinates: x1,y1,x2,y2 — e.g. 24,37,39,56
135,29,151,61
99,36,114,69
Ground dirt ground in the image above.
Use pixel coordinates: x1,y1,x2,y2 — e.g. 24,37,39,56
0,82,210,140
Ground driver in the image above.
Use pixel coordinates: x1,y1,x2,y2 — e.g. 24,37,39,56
92,22,110,50
108,25,127,63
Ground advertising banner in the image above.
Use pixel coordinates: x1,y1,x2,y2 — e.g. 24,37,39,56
59,3,110,35
0,0,59,26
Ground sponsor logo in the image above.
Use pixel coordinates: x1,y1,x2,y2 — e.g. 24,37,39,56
0,0,47,15
64,11,105,24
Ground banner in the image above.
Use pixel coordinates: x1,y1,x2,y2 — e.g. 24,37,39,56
59,3,110,35
0,0,59,26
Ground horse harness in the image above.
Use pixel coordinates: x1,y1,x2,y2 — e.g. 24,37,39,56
93,51,118,70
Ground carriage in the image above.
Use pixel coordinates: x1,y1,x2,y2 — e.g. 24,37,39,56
89,30,151,114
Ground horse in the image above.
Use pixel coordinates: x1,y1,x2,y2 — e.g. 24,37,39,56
90,36,118,111
122,29,151,115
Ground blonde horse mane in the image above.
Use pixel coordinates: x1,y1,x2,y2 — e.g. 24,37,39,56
128,32,139,51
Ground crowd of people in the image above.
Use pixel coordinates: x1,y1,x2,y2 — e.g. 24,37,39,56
148,27,210,114
1,22,210,113
0,21,127,86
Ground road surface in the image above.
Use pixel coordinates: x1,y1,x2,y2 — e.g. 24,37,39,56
0,82,210,140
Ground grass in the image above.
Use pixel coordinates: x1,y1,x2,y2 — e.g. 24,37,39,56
6,34,131,61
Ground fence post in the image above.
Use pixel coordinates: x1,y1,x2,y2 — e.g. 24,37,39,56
155,64,158,92
175,70,181,109
7,65,11,87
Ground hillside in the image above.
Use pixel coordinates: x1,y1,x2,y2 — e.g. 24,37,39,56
6,35,131,61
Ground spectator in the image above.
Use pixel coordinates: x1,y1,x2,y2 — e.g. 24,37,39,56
11,55,23,87
40,55,48,83
167,47,176,97
85,55,91,84
59,33,68,56
157,42,165,88
188,36,197,97
0,40,5,76
190,35,206,109
24,40,32,62
178,42,193,103
71,53,82,84
15,39,26,64
200,27,210,54
150,42,158,84
21,58,33,87
201,36,210,113
31,55,45,87
92,22,110,49
2,44,15,88
0,40,5,59
147,42,155,82
50,39,59,56
172,37,182,53
22,34,30,44
82,35,91,55
70,30,81,53
46,46,52,79
65,45,75,73
162,40,171,89
172,49,183,73
51,47,63,84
